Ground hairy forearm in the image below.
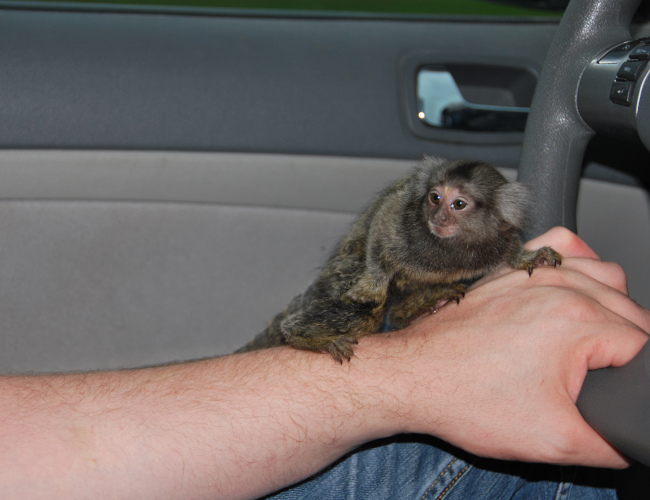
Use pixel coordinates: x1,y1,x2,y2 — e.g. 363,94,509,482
0,344,402,500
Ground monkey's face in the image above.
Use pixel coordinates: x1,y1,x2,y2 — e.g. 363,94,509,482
426,185,472,238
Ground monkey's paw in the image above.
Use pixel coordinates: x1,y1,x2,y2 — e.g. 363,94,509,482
388,283,467,330
518,246,562,276
284,333,359,364
427,283,467,313
323,336,359,364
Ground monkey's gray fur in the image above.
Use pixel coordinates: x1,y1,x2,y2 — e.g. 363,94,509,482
237,157,561,362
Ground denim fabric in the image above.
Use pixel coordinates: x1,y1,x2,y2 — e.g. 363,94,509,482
264,435,635,500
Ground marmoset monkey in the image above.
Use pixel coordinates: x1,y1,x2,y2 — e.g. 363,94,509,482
237,157,561,363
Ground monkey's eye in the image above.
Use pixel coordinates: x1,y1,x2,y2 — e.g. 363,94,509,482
452,199,468,210
429,191,441,205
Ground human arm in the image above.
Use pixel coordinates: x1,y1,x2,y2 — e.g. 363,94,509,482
0,227,647,499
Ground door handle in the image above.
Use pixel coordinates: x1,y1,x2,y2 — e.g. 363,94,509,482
417,67,530,132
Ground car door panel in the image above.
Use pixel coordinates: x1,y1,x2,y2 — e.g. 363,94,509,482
0,6,648,373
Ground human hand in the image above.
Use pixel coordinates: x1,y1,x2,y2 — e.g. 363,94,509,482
358,227,649,468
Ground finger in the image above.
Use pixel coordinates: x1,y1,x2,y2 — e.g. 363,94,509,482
473,256,627,293
560,258,629,295
588,327,649,372
525,266,650,337
524,226,601,260
468,265,512,288
473,262,649,339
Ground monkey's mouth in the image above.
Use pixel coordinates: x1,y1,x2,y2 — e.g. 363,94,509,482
429,222,457,238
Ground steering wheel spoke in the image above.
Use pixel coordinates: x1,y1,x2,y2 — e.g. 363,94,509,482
579,37,650,149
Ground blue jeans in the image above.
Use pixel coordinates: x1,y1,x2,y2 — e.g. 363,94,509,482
265,435,644,499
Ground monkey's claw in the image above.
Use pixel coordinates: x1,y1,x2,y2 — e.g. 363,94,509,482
417,283,467,316
445,283,467,304
520,246,562,276
325,336,358,364
430,290,465,313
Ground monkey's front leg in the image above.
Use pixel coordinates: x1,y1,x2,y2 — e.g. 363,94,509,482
281,300,387,363
341,264,390,306
387,282,467,331
513,246,562,276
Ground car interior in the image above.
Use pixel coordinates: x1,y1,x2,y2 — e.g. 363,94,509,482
1,0,650,482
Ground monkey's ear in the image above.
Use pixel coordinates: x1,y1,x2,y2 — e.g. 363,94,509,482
496,182,530,230
421,154,447,165
412,156,449,198
417,155,448,176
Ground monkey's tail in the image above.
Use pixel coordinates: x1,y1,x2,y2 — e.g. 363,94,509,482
234,313,287,353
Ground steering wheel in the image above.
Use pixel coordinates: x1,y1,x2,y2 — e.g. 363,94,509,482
517,0,650,466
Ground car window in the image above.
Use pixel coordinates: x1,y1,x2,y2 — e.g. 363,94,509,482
31,0,567,18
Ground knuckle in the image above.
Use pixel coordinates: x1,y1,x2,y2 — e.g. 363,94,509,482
537,426,582,464
603,261,629,292
525,264,568,286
